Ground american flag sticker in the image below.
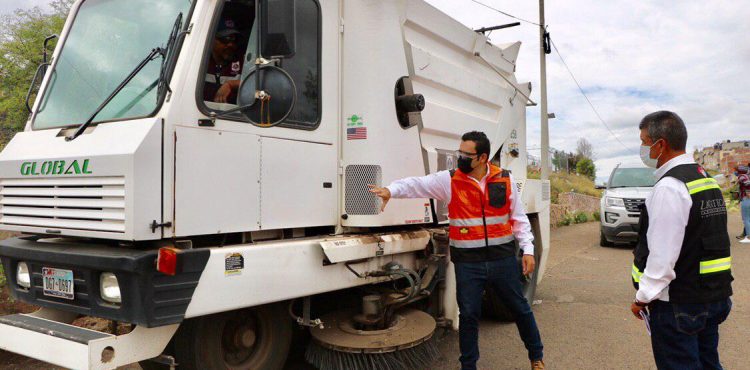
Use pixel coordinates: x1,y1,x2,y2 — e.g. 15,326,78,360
347,127,367,140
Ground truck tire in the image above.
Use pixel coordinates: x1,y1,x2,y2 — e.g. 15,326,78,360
482,252,540,322
600,230,615,247
173,303,292,370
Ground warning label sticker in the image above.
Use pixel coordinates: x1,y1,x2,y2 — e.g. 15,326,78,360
225,253,244,276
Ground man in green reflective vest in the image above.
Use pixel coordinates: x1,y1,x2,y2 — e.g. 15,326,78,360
630,111,733,370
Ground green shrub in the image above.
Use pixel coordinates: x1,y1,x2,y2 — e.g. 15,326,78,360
557,212,574,227
573,211,588,224
0,264,5,287
575,158,597,181
592,211,601,221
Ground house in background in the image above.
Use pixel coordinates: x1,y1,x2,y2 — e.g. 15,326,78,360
694,139,750,177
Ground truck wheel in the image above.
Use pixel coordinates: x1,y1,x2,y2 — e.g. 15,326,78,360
174,303,292,370
483,252,540,322
600,230,615,247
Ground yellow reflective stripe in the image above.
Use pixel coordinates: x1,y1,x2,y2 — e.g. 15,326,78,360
631,264,643,283
688,184,721,195
686,178,720,195
699,257,732,274
686,178,716,188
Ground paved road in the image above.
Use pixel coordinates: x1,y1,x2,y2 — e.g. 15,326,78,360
431,211,748,370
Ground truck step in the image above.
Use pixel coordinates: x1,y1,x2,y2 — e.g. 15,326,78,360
0,314,113,344
0,309,178,370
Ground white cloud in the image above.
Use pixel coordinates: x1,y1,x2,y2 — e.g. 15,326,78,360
426,0,750,178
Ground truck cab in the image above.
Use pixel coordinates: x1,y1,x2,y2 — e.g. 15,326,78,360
0,0,550,368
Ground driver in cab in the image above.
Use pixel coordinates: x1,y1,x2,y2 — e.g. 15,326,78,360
203,15,245,104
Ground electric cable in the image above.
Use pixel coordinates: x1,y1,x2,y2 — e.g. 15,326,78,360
549,39,635,154
468,0,635,154
469,0,542,27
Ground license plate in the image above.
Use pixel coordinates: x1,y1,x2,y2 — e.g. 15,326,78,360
42,267,75,300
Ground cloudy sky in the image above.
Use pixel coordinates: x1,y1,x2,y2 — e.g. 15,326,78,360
0,0,50,15
3,1,749,182
425,0,750,182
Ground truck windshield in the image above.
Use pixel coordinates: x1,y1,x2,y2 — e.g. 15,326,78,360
609,168,657,188
32,0,193,130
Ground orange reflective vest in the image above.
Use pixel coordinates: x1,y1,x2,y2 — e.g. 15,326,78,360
448,165,514,249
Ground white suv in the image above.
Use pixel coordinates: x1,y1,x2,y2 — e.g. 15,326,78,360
599,166,656,246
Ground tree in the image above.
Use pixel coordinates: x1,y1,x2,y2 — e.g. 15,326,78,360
0,1,72,143
551,149,587,174
576,157,596,181
551,149,567,172
576,138,595,160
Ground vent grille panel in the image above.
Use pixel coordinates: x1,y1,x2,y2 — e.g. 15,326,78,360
345,165,382,215
0,177,126,233
542,181,551,202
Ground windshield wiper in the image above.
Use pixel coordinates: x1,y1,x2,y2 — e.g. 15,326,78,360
158,13,183,99
107,14,184,120
66,47,164,141
66,13,184,142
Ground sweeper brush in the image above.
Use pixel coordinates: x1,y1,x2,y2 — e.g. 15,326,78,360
306,308,439,370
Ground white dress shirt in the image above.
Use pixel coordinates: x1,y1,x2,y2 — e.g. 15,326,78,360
386,165,535,255
636,153,695,303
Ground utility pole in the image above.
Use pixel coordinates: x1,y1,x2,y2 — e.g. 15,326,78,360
539,0,550,181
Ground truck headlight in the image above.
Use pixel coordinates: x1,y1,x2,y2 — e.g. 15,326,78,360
16,262,30,289
605,197,625,207
100,273,121,304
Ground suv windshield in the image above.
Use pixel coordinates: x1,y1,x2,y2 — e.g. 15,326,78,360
609,168,656,188
33,0,193,130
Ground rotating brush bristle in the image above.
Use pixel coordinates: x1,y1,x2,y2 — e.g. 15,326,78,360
305,338,440,370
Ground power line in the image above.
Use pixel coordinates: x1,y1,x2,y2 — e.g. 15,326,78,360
469,0,542,27
549,39,635,154
468,0,633,155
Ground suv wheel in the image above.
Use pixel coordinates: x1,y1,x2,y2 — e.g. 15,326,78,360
600,230,615,247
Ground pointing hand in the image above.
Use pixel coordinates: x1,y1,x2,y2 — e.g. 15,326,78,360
368,184,391,212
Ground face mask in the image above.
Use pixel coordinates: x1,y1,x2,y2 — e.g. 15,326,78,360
457,155,476,174
640,140,662,169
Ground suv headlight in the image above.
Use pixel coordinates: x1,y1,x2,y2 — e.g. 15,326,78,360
100,272,121,304
16,262,30,289
605,196,625,207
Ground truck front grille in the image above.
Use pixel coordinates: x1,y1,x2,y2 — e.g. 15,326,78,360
0,177,125,233
624,198,645,213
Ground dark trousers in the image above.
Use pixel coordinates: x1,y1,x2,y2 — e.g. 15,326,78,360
454,256,544,370
649,298,732,370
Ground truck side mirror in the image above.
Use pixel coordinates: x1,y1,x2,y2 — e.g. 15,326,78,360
236,64,297,127
260,0,296,58
25,34,58,113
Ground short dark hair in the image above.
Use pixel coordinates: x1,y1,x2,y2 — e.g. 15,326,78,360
461,131,491,158
638,111,687,151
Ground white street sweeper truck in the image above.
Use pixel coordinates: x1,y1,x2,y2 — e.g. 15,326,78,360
0,0,550,369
